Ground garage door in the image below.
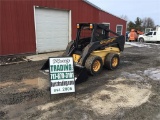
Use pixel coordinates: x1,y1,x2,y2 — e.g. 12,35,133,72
35,7,69,53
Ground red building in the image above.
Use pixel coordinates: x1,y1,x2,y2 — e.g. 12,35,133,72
0,0,126,56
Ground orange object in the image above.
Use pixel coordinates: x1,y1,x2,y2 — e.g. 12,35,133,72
129,29,138,41
129,29,144,41
137,30,144,35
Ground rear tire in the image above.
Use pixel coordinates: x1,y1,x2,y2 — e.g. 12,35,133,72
104,53,120,70
85,55,103,75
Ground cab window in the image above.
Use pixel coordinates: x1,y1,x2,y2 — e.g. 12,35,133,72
95,27,109,41
154,32,156,35
146,32,152,35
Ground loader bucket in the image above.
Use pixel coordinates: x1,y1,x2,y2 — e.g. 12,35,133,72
41,59,49,70
74,65,88,84
41,59,88,84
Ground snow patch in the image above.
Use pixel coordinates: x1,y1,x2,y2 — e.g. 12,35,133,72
123,61,130,63
125,42,151,48
121,72,144,81
144,67,160,81
145,43,160,46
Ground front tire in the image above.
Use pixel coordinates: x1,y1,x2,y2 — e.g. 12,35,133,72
85,55,103,75
139,37,144,42
104,53,120,70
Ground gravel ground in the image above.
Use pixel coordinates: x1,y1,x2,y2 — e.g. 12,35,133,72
0,42,160,120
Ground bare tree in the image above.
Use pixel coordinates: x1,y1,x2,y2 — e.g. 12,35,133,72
127,17,155,32
120,15,129,22
142,17,155,28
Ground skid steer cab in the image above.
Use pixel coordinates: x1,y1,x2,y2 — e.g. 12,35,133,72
41,23,125,83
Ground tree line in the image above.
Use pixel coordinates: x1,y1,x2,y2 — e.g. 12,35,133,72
121,15,156,32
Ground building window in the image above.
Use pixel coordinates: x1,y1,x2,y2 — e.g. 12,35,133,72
116,25,123,35
102,23,110,35
102,23,110,29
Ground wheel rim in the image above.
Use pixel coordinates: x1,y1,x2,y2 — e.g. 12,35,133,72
93,60,101,72
140,38,143,42
112,57,118,67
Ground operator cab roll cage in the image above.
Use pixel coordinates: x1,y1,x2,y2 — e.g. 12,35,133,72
74,23,120,51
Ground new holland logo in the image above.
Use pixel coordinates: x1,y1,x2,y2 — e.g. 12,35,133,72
100,38,116,44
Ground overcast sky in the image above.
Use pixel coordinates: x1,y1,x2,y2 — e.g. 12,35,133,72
88,0,160,25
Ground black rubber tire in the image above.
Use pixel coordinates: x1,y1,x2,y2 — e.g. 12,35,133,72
104,53,120,70
139,37,144,42
85,55,103,75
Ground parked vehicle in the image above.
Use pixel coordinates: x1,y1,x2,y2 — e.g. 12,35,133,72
126,31,130,41
138,27,160,42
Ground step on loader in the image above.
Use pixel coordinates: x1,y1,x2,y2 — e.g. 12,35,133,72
41,23,125,83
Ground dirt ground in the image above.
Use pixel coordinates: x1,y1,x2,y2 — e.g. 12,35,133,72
0,42,160,120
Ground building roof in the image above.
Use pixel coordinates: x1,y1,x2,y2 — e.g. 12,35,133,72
83,0,127,22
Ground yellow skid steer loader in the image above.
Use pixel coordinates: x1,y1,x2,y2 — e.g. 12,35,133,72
41,23,125,83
